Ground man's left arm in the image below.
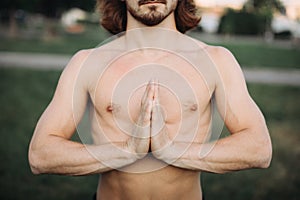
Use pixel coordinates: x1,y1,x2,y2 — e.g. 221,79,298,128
151,47,272,173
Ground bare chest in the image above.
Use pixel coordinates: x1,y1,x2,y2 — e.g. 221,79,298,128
91,51,214,120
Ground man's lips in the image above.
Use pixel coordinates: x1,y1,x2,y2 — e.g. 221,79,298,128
138,0,167,6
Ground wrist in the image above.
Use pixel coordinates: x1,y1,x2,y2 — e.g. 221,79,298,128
152,140,175,163
125,138,149,160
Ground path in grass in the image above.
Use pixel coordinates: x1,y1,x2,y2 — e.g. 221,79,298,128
0,51,299,86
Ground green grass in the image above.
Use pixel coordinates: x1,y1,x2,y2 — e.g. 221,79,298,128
0,25,111,55
203,84,300,200
0,68,98,200
221,43,300,69
0,68,299,199
188,32,300,69
1,24,300,69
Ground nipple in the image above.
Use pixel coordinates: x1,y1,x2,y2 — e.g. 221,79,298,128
106,105,114,112
190,104,198,112
106,103,120,113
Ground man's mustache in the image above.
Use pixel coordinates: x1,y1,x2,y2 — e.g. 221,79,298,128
138,0,167,6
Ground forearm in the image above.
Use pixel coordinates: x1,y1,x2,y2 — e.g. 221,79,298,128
29,135,137,175
164,129,272,173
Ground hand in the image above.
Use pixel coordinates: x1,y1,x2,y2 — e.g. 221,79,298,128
150,80,173,162
125,81,153,159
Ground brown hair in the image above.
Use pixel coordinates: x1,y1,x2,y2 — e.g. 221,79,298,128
96,0,201,34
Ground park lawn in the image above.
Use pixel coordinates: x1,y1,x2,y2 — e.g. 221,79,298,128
0,24,111,55
188,31,300,69
0,68,299,200
0,68,98,200
0,25,300,69
203,84,300,200
221,43,300,69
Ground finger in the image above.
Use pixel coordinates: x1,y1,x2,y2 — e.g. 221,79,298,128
141,80,152,104
137,100,152,126
151,126,172,155
153,79,159,102
147,79,155,100
151,101,164,136
152,84,163,122
141,79,155,108
143,100,152,124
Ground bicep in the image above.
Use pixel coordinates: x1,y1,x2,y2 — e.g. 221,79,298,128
213,47,265,134
33,50,90,140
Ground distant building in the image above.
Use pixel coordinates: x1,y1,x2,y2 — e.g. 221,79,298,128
61,8,87,34
272,14,300,38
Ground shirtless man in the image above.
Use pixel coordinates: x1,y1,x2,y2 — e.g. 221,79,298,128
28,0,272,199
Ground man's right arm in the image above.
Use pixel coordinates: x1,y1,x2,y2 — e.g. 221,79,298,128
28,50,152,175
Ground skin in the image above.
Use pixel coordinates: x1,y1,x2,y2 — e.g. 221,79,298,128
28,0,272,199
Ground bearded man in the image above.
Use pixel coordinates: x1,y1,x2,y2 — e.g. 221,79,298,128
28,1,272,199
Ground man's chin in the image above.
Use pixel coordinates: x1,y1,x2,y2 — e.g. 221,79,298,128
128,7,169,26
139,18,164,26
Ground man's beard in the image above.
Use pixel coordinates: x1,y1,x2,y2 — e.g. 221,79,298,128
127,2,174,26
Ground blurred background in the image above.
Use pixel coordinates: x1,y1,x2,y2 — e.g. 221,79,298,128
0,0,299,199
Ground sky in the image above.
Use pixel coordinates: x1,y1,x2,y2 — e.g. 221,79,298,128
196,0,246,7
196,0,300,7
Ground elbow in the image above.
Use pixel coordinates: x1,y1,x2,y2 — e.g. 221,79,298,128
28,147,47,175
254,151,272,169
246,119,272,169
258,144,272,169
253,136,272,169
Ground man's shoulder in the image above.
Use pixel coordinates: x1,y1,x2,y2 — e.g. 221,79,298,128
191,37,237,67
70,49,94,63
186,37,243,83
188,37,231,58
68,45,110,68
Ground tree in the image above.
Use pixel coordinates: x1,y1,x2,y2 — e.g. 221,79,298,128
35,0,95,18
243,0,286,32
218,8,266,36
244,0,286,14
38,0,95,39
0,0,95,38
218,0,286,36
0,0,40,37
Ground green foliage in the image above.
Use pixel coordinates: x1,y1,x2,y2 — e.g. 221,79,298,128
0,0,39,11
218,9,267,35
218,0,285,35
0,0,96,17
243,0,285,29
34,0,96,17
243,0,286,15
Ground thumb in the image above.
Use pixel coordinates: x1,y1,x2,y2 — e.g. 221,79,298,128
151,101,165,137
